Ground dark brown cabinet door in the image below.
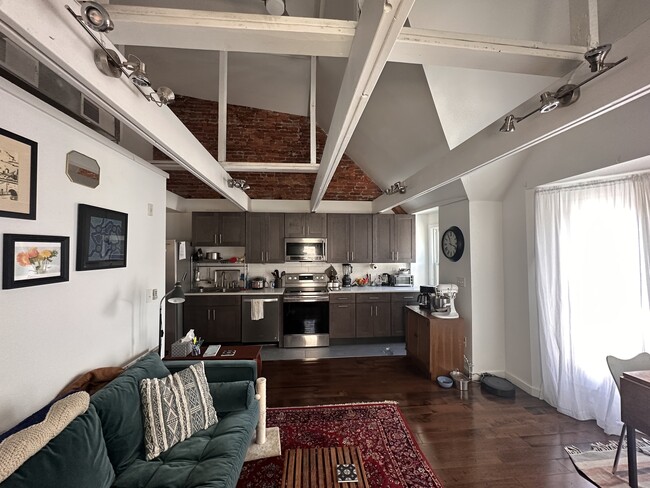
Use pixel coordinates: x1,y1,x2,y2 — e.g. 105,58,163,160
350,214,373,263
394,215,415,263
192,213,220,246
183,296,241,343
284,214,305,237
329,302,356,339
327,214,350,263
218,213,246,246
355,303,374,338
246,213,265,263
390,293,419,336
373,214,394,262
305,213,327,237
212,305,241,343
266,213,285,263
374,302,391,337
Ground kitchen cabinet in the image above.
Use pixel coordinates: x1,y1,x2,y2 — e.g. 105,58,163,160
355,294,391,337
327,214,372,263
246,213,285,263
405,306,464,380
183,295,242,343
192,212,246,247
329,294,356,339
284,213,327,238
390,292,419,337
372,214,415,263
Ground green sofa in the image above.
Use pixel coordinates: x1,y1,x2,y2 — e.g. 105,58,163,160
1,352,260,488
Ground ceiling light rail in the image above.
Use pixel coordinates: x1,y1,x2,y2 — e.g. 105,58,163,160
65,2,175,107
500,44,627,133
384,181,407,195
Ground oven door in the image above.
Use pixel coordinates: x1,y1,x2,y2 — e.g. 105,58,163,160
283,296,329,347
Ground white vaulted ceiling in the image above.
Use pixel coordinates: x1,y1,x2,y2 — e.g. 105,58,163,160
5,0,646,211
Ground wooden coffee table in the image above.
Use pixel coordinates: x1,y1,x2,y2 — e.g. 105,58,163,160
281,446,368,488
164,345,263,375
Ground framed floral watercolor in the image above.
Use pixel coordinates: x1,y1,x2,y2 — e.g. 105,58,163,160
0,128,38,220
76,204,128,271
2,234,70,289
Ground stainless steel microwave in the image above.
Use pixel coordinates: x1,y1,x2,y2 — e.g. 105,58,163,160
285,238,327,262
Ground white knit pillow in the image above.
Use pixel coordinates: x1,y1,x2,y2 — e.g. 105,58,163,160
0,391,90,482
140,362,217,460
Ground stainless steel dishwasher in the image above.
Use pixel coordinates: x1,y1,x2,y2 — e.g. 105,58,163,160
241,296,281,343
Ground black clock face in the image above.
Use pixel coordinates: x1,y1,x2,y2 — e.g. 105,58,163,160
442,226,464,262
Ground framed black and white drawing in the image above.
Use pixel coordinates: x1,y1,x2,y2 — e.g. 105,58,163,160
76,204,128,271
0,128,37,220
2,234,70,289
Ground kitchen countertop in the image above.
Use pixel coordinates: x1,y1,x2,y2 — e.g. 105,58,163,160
405,304,463,320
329,286,419,294
186,288,285,296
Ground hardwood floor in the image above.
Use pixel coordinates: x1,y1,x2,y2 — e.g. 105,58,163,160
263,356,614,487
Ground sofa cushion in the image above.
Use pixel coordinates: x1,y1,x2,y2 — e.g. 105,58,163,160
112,404,259,488
140,362,218,460
0,403,114,488
91,352,170,475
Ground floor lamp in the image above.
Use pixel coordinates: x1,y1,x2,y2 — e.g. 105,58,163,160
159,282,185,356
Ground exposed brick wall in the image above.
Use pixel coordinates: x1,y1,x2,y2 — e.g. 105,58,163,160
156,95,382,200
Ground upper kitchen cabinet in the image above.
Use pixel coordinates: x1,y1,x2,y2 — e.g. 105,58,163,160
284,213,327,238
372,214,415,263
192,212,246,247
327,214,372,263
246,213,285,263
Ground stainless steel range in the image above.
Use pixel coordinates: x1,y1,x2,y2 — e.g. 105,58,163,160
283,273,329,348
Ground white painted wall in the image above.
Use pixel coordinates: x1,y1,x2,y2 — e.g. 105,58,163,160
438,200,472,360
501,91,650,394
468,201,505,374
0,80,167,433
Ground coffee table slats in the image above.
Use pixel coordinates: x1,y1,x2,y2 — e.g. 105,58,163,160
281,446,367,488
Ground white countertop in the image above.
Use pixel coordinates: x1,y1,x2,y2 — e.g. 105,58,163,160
328,286,419,294
186,288,285,296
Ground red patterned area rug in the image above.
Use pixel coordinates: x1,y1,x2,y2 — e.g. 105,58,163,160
237,402,443,487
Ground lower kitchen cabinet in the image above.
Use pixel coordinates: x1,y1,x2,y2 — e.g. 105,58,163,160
329,293,356,339
183,295,242,343
405,306,464,380
355,294,391,337
390,292,419,337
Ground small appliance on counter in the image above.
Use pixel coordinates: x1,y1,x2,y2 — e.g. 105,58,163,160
342,263,353,288
418,285,436,308
390,268,414,287
381,273,391,286
431,283,459,319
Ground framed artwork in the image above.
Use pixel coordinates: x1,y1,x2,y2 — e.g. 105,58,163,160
0,128,38,220
76,204,128,271
2,234,70,289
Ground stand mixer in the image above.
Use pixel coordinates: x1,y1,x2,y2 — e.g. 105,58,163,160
431,284,459,319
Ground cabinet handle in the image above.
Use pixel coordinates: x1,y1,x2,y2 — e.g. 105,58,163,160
338,297,350,301
337,305,349,309
369,297,379,300
214,234,218,244
351,251,354,261
306,225,310,235
261,251,264,262
403,296,415,300
266,251,270,261
219,233,222,244
207,310,210,320
396,251,399,261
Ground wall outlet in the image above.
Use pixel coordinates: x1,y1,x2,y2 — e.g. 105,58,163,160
146,289,158,302
456,277,466,287
152,289,158,300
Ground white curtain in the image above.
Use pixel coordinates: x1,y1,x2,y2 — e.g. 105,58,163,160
535,173,650,434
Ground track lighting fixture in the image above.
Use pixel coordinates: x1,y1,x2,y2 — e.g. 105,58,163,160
265,0,286,15
65,4,175,107
499,44,627,133
384,181,407,195
228,179,250,191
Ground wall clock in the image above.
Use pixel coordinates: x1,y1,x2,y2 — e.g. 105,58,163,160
441,226,464,262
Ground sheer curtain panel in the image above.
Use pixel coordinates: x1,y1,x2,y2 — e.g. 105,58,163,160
535,173,650,434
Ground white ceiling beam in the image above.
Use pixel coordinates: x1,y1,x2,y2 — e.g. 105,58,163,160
218,51,227,163
105,6,585,77
222,162,321,173
309,0,416,211
0,0,249,210
372,20,650,213
310,56,317,165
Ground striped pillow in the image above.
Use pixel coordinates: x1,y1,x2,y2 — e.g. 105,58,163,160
140,362,217,460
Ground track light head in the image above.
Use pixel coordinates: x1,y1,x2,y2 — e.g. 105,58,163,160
80,2,113,32
499,114,517,133
584,44,612,72
539,92,560,113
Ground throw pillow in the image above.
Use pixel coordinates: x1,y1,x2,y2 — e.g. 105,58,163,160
140,361,217,460
0,391,90,482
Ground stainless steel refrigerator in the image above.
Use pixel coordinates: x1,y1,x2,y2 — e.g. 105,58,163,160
164,240,192,354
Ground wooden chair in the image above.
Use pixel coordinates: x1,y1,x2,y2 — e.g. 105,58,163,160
606,352,650,473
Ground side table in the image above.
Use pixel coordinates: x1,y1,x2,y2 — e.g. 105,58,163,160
164,345,263,375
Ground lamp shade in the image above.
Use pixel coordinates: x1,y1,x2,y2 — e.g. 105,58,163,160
167,282,185,304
